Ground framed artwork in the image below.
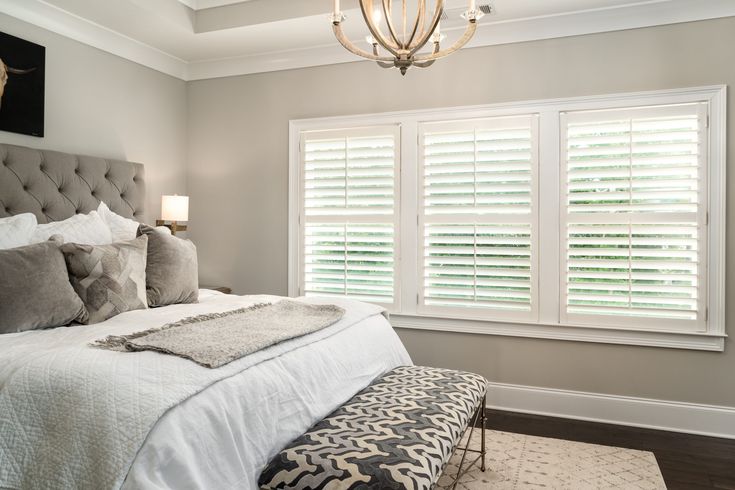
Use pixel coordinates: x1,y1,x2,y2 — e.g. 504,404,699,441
0,31,45,137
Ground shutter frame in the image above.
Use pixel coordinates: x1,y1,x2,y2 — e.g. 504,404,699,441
299,125,401,307
560,102,709,332
417,114,540,322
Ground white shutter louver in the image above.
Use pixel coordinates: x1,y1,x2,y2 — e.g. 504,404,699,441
300,127,399,305
419,115,538,320
562,103,707,329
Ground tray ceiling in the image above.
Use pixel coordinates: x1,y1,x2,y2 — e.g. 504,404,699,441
2,0,734,80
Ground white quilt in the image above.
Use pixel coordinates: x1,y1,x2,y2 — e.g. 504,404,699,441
0,291,411,490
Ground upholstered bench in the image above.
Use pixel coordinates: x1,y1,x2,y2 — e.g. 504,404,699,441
258,365,488,490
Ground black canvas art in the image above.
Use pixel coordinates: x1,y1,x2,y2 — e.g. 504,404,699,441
0,32,45,137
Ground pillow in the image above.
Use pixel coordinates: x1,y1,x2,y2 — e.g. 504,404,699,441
32,211,113,245
138,224,199,307
0,213,37,250
0,236,86,334
97,201,140,242
61,235,149,325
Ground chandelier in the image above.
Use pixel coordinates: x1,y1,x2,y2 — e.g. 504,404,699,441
330,0,484,75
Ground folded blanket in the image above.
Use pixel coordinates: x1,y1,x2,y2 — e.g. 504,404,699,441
94,301,345,368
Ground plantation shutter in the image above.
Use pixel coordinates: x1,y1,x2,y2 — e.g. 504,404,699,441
418,115,539,321
561,103,708,330
300,126,399,305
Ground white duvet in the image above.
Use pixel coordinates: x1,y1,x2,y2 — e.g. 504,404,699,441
0,291,411,490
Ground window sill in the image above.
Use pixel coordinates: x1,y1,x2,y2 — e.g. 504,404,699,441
390,314,726,351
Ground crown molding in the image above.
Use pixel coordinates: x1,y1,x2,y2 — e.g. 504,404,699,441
2,0,735,82
1,0,188,80
178,0,248,10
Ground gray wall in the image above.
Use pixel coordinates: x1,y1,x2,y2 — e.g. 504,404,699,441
0,14,188,223
187,17,735,408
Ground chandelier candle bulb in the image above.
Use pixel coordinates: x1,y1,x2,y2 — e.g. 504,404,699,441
334,0,340,15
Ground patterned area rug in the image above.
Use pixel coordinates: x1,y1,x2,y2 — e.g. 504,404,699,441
437,430,666,489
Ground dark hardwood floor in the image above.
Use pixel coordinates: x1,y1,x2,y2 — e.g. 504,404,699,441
481,409,735,489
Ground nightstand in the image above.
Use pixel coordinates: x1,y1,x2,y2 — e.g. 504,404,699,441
201,286,232,295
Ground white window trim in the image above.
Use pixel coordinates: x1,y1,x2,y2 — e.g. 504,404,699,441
288,85,727,351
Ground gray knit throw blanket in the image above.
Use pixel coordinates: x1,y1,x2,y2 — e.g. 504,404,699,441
94,300,345,368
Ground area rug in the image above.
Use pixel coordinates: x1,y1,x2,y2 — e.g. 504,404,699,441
437,430,666,489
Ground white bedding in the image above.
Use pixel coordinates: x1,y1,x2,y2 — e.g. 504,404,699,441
0,290,411,490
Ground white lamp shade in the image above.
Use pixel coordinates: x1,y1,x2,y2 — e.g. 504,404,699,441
161,195,189,222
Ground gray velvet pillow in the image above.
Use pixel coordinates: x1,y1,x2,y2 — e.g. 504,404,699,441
0,236,85,334
137,225,199,307
61,235,149,325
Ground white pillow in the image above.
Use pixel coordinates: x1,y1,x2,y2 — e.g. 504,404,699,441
97,202,140,242
32,211,113,245
0,213,38,250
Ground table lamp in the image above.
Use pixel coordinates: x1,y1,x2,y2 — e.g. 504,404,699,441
156,195,189,235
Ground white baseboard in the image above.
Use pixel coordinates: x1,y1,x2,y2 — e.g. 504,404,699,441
486,382,735,440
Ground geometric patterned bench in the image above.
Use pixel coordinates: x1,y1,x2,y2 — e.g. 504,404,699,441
258,365,488,490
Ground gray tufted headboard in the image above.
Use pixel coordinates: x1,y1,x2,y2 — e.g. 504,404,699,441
0,143,145,224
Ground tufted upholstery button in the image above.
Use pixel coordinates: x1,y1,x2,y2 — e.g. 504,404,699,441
22,185,28,191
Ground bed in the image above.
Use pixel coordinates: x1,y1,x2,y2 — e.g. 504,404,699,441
0,143,412,490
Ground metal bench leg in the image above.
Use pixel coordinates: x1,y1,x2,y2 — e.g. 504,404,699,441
481,393,486,472
448,393,488,489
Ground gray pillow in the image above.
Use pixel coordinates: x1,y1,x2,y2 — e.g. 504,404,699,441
0,236,85,334
61,235,149,325
138,225,199,307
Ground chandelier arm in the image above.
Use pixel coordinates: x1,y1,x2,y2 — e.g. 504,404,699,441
381,0,404,50
405,0,426,50
360,0,401,55
402,0,407,45
413,20,477,61
407,0,444,57
416,0,428,46
332,23,395,61
413,59,436,68
372,43,396,67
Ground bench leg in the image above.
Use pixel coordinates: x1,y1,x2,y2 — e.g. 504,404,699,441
449,393,488,489
481,393,486,472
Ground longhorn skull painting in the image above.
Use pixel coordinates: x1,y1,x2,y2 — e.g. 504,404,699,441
0,59,36,107
0,31,45,137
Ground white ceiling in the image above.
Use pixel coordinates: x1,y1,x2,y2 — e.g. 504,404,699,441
3,0,735,80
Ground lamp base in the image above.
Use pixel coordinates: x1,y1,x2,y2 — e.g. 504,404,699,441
156,220,188,236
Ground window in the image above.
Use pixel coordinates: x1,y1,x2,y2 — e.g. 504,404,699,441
419,116,539,322
299,127,399,305
561,104,707,331
289,86,726,350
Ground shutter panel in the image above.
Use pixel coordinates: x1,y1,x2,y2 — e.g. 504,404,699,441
420,115,538,320
562,103,706,328
424,224,532,310
300,127,399,305
304,135,395,216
